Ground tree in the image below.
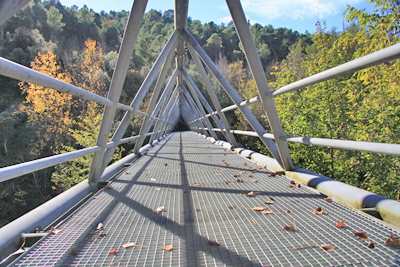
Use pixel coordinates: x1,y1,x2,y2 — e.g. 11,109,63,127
46,6,65,42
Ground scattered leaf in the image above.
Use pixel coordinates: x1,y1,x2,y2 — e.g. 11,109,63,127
150,178,156,182
269,197,275,201
162,245,174,251
225,182,229,184
353,232,368,240
286,210,293,213
251,170,257,173
264,201,274,204
367,241,375,248
312,209,325,215
251,218,257,225
324,197,332,202
194,183,201,187
156,188,161,191
246,191,255,197
239,171,246,174
122,243,135,248
249,175,254,178
233,174,240,177
290,180,295,184
125,171,131,174
209,240,221,246
51,227,61,234
244,163,247,167
316,207,323,212
385,234,400,247
283,220,297,231
97,223,104,230
268,172,276,177
109,248,117,255
164,163,168,166
93,196,99,199
250,207,265,211
297,183,301,188
107,185,112,190
215,173,221,176
252,179,257,183
110,259,124,266
336,220,344,228
261,210,277,215
154,206,164,213
320,244,335,251
237,179,245,183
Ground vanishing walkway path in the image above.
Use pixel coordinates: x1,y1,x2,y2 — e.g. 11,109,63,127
13,132,400,266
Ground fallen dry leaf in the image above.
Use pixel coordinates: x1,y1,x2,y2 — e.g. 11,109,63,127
154,206,164,213
269,197,275,201
261,210,277,215
251,170,257,173
249,175,254,178
93,196,99,199
268,172,276,177
264,201,274,204
110,259,124,266
125,171,131,174
239,171,245,174
250,207,265,211
353,232,368,240
244,163,247,167
162,245,174,251
215,173,221,176
312,210,325,215
107,185,112,190
51,227,61,234
290,180,295,184
164,163,168,166
324,197,332,202
156,188,161,191
286,210,293,213
109,248,117,255
233,174,240,177
246,191,255,197
316,207,323,212
150,178,156,182
97,223,104,230
320,244,335,251
283,220,297,231
252,179,257,183
367,241,375,248
194,183,201,187
336,220,344,228
237,179,245,183
297,183,301,188
209,240,221,246
122,243,148,248
385,234,400,247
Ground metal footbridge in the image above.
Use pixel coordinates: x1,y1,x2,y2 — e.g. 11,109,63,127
1,0,400,266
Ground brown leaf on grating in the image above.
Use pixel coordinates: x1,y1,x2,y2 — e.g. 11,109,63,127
209,240,221,246
336,220,344,228
353,232,368,240
251,170,257,173
250,207,265,211
324,196,332,202
252,179,257,183
297,183,301,188
194,183,201,187
312,209,325,215
249,175,254,178
385,234,400,247
320,244,335,251
264,201,274,204
367,241,375,248
237,179,245,183
215,173,221,176
122,243,135,248
164,163,168,166
110,259,124,266
107,185,112,190
316,207,323,212
225,181,229,184
233,174,240,177
162,245,174,251
246,191,255,197
224,149,227,152
269,197,275,201
125,171,131,174
286,210,293,213
283,220,297,231
261,210,277,215
109,248,117,255
225,163,229,166
244,163,247,167
154,206,164,213
268,172,276,177
290,180,295,184
97,223,104,230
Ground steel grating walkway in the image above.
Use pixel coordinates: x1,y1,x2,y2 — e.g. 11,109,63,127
12,132,400,266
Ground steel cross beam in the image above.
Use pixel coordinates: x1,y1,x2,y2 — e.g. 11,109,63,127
182,69,233,143
186,45,238,146
182,88,213,137
155,88,180,138
181,95,206,135
184,31,283,167
132,48,177,153
96,31,178,178
226,0,294,171
87,0,148,184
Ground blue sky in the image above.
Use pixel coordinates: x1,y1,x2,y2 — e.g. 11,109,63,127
60,0,374,33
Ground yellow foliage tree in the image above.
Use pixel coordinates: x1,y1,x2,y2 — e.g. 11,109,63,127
19,51,74,153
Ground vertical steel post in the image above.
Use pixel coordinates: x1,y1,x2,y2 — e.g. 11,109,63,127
181,95,207,135
226,0,294,170
185,31,283,167
88,0,148,184
182,90,211,136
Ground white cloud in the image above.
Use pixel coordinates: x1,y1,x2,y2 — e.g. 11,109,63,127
240,0,363,21
218,16,233,24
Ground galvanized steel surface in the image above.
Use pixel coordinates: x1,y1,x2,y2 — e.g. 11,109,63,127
13,132,400,266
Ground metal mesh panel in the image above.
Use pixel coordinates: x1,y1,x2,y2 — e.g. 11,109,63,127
13,132,400,266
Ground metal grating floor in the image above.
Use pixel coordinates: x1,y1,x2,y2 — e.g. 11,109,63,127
12,132,400,266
